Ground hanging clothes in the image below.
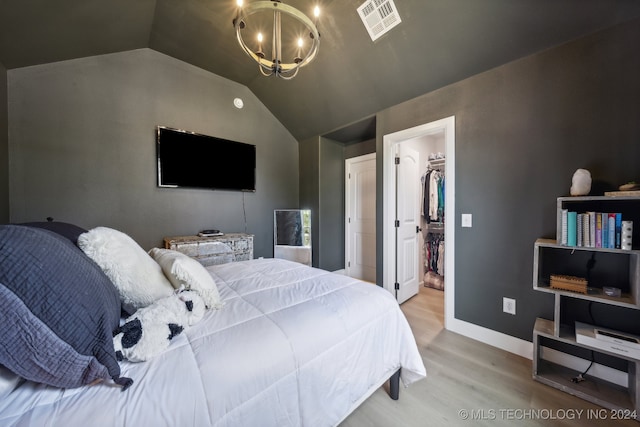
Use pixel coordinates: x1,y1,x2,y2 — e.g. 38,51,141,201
421,170,432,220
437,175,445,223
428,171,440,222
424,233,444,274
423,233,444,290
437,239,445,276
422,158,445,290
422,168,444,223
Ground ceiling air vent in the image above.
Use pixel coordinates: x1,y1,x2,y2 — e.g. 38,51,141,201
357,0,402,42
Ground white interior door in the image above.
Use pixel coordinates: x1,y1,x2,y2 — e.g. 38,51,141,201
383,116,455,330
395,144,420,303
345,153,376,282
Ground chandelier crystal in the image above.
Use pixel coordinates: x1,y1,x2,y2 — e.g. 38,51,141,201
233,1,321,80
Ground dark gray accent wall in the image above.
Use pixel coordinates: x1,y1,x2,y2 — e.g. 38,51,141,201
298,136,320,266
7,49,299,254
319,137,344,272
300,136,375,271
375,17,640,341
0,62,7,223
344,138,376,160
299,136,346,271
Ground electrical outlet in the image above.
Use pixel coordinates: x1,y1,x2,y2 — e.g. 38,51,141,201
503,297,516,315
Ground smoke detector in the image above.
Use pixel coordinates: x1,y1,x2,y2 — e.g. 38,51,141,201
357,0,402,42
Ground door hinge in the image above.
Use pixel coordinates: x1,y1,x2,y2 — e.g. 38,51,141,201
395,157,400,165
394,282,400,290
394,220,400,227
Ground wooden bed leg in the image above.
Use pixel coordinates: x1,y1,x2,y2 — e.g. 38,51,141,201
389,368,401,400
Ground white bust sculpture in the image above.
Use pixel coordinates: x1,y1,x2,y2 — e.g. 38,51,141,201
570,168,592,196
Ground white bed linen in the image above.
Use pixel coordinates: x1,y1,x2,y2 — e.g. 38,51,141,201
0,258,426,427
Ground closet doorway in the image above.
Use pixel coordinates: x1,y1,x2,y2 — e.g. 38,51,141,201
383,116,455,329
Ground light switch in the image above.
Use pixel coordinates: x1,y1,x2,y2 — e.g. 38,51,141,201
461,213,472,228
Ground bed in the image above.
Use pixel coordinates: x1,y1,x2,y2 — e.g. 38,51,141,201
0,224,426,427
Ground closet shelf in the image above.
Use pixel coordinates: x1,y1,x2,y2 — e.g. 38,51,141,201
428,157,445,168
425,222,444,233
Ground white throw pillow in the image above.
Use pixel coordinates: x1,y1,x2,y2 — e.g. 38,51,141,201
78,227,174,311
148,248,223,309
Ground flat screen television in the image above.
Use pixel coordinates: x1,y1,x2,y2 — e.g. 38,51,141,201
156,126,256,192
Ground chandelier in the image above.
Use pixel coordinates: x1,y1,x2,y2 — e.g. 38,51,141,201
233,1,321,80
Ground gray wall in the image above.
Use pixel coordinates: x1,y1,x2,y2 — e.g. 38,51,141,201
318,137,344,272
298,136,320,266
375,17,640,341
7,49,299,255
0,62,8,223
299,136,376,271
299,136,345,271
344,138,376,160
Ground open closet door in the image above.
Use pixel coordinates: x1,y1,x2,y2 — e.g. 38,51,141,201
395,144,420,303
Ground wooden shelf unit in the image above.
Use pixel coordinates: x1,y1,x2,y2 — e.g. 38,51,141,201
533,196,640,419
555,196,640,250
534,239,640,310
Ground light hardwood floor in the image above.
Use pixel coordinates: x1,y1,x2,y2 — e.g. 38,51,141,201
340,286,637,426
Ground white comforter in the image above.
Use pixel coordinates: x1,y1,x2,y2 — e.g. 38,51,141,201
0,258,426,427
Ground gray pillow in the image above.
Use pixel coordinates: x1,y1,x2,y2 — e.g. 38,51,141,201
0,225,132,390
19,220,87,246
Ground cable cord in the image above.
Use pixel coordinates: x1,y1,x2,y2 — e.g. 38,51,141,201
572,301,596,383
242,192,248,233
586,252,596,284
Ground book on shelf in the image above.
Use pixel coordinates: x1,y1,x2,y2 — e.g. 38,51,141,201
595,213,602,248
567,211,577,246
582,213,591,247
576,213,583,247
588,211,596,248
562,210,623,249
615,213,622,248
560,209,568,246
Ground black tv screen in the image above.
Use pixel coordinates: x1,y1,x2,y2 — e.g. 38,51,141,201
156,126,256,192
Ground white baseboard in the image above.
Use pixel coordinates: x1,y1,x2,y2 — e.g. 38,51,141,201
332,269,346,275
446,317,533,359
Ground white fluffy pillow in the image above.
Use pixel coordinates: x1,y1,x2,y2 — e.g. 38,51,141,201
78,227,174,311
148,248,223,309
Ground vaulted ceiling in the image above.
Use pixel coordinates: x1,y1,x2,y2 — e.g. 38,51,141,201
2,0,640,141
